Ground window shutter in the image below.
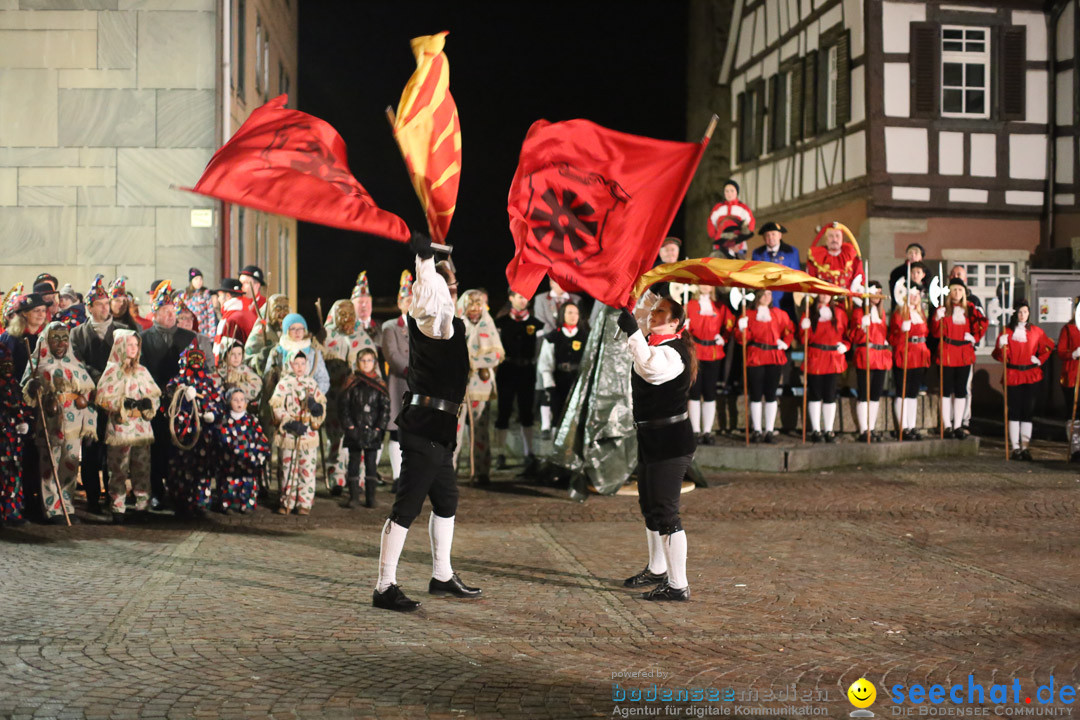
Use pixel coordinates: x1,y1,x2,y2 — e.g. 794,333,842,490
772,73,788,150
737,91,749,162
815,48,829,133
836,31,851,125
767,75,778,151
790,61,803,142
753,80,766,156
802,51,818,137
910,23,939,118
1000,27,1026,120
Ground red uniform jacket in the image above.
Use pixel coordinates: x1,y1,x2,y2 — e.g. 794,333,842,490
888,309,931,369
847,306,892,371
805,307,848,375
687,299,735,362
806,245,863,290
930,303,988,367
736,306,794,367
1058,323,1080,389
991,324,1054,386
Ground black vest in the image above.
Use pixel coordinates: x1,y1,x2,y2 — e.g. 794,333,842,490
495,315,544,362
550,329,587,387
395,314,469,446
631,338,696,463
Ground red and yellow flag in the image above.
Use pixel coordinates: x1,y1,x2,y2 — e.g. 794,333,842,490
631,257,852,304
392,32,462,243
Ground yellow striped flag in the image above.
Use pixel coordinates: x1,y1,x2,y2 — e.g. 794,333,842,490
631,257,852,304
392,32,461,243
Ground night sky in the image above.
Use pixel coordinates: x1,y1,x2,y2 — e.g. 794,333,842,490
296,1,688,316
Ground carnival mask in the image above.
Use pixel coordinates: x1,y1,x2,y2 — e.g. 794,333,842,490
334,303,356,332
269,297,289,327
47,327,70,358
186,348,206,370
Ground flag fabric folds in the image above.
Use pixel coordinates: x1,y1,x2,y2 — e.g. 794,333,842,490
392,32,462,243
631,257,854,304
506,119,707,309
183,94,411,243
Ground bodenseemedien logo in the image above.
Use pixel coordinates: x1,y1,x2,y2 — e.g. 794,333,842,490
849,678,878,718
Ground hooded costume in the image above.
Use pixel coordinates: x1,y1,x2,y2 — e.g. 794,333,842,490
0,344,32,523
454,291,504,480
269,348,327,512
215,337,261,404
211,386,270,513
163,341,224,514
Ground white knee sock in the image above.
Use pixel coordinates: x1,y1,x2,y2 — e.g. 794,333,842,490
856,401,868,434
764,401,778,433
941,395,952,430
808,400,822,432
521,426,534,457
894,397,904,430
750,401,763,432
1009,420,1020,449
428,512,455,582
646,529,667,574
905,398,918,430
376,519,409,592
822,402,837,432
952,397,966,430
688,399,701,433
388,439,402,480
540,405,552,431
868,400,880,432
701,401,716,435
1020,421,1033,448
662,531,688,590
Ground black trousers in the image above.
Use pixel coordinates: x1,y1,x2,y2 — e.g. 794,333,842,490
1063,384,1079,421
855,369,887,402
807,373,839,403
1007,383,1036,422
389,430,459,529
150,414,171,502
636,453,692,536
495,364,535,429
941,365,971,398
893,367,926,399
346,448,379,479
689,359,721,401
80,408,109,507
746,364,782,402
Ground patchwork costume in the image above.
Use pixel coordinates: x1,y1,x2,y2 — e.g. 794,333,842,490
211,388,270,513
0,345,32,523
163,343,224,515
269,349,327,512
456,293,504,479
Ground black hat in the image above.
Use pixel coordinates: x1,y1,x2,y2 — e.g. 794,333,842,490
32,282,57,297
947,277,966,289
189,267,203,280
214,278,244,295
723,178,740,194
661,236,681,247
34,273,57,289
16,293,47,313
239,265,265,284
148,279,165,295
758,222,788,235
905,242,926,255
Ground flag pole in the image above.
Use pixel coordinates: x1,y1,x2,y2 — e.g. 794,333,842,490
937,264,945,440
1070,300,1080,461
899,264,911,443
384,106,452,254
864,259,872,445
741,293,749,446
801,294,810,445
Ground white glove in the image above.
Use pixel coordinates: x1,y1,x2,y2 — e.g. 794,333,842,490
184,385,197,401
15,422,28,435
998,334,1009,348
737,317,748,330
1073,348,1080,359
901,320,911,332
801,318,811,330
1031,355,1040,366
202,411,215,423
714,334,725,346
963,332,976,344
935,307,945,321
853,295,863,307
861,314,871,329
836,343,848,354
777,340,789,351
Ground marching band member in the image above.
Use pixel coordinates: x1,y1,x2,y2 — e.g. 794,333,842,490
686,286,734,444
992,301,1054,460
848,281,892,442
802,295,848,442
889,288,931,440
930,278,987,439
735,289,793,442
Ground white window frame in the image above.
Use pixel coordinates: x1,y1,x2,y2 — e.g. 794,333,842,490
826,45,838,130
940,25,990,119
254,15,263,96
955,259,1016,354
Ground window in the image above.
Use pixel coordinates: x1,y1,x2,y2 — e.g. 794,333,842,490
959,261,1015,351
737,83,764,163
279,61,289,100
262,26,270,99
278,225,288,297
825,45,838,130
768,71,790,152
941,26,990,118
234,0,245,94
254,14,263,96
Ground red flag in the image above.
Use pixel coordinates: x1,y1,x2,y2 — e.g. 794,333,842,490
183,95,410,242
506,119,706,308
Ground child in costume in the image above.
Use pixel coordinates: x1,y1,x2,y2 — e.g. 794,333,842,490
163,342,224,517
339,348,390,508
0,345,32,525
269,349,326,515
211,387,270,513
215,337,261,406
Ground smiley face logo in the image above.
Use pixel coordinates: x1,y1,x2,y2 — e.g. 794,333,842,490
847,678,876,708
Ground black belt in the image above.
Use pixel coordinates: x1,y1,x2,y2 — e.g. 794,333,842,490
409,394,460,415
749,341,778,351
810,343,839,351
694,337,722,346
908,337,926,344
634,411,689,429
505,358,536,367
1007,363,1037,371
555,362,579,372
868,343,889,351
943,337,970,346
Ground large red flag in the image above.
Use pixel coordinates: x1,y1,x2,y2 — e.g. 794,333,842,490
506,119,707,308
183,95,410,242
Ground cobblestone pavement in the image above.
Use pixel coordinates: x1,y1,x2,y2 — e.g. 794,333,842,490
1,444,1078,719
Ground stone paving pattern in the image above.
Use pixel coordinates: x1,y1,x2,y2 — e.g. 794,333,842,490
1,441,1078,719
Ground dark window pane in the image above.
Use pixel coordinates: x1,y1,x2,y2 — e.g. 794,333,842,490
944,28,963,38
967,42,985,53
967,29,985,41
943,89,963,112
943,63,963,86
966,63,985,87
943,40,964,51
966,89,985,114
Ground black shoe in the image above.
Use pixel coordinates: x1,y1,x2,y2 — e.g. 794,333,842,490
641,582,690,602
810,431,822,443
474,474,490,487
953,428,969,440
700,432,715,446
1020,448,1033,461
872,431,884,442
495,454,507,470
390,480,399,494
749,431,762,444
520,455,540,478
763,431,776,444
1010,448,1024,461
373,584,421,612
824,431,837,443
330,485,343,497
428,573,482,598
623,566,668,588
856,431,870,443
1071,451,1080,463
909,430,923,441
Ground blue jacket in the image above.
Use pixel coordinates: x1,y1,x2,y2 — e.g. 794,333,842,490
751,242,801,310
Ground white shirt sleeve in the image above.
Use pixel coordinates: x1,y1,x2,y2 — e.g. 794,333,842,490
627,331,685,385
632,291,659,334
538,338,556,388
408,255,455,340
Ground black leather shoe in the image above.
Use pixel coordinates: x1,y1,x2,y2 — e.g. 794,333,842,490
429,573,482,598
810,431,822,443
623,566,668,588
1020,448,1033,461
953,428,969,440
856,431,870,443
749,431,762,443
824,431,837,443
763,431,777,444
641,582,690,602
373,584,421,612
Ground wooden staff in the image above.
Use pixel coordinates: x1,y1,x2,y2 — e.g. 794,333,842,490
899,264,911,443
24,339,70,526
1071,340,1080,459
937,265,945,439
741,293,749,446
864,260,872,445
1002,277,1013,461
801,294,810,444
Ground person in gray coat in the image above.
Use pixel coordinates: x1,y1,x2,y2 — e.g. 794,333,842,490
381,270,413,489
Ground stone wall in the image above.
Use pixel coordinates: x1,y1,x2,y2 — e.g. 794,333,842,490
0,0,218,299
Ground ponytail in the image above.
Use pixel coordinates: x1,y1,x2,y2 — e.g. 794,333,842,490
665,298,699,384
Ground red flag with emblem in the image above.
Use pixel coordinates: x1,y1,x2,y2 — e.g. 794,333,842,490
506,118,707,308
183,95,411,242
